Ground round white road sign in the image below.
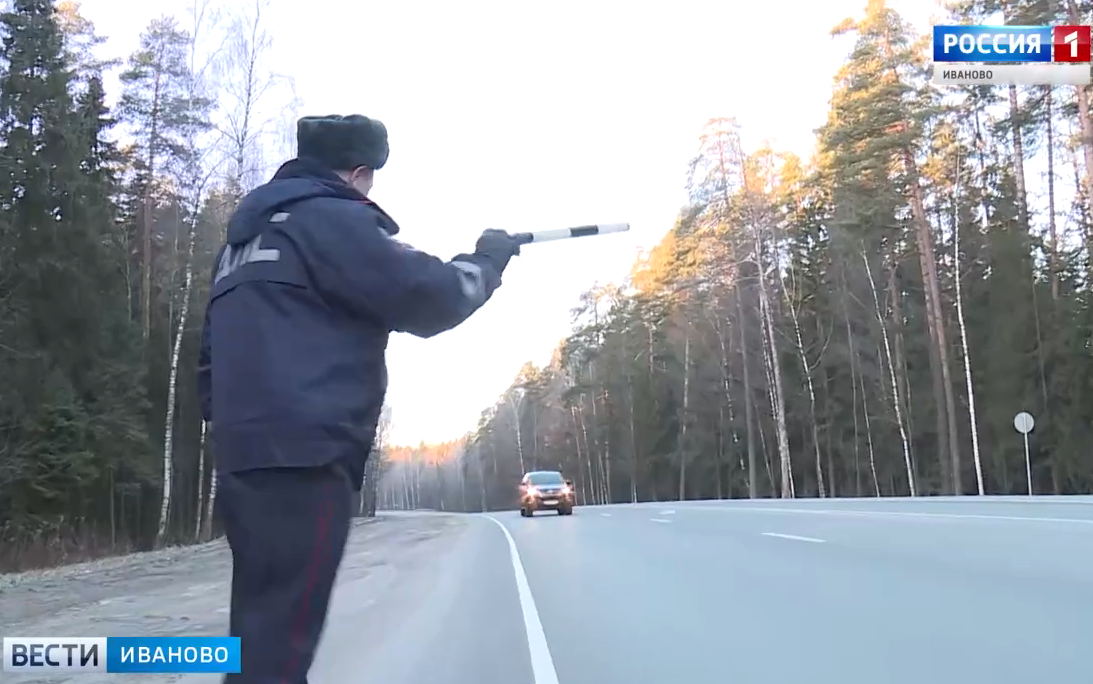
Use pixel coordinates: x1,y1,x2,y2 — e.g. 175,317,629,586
1013,411,1035,434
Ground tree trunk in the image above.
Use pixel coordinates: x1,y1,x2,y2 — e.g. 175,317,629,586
678,325,690,501
788,301,825,496
194,419,206,539
887,268,922,483
1067,25,1093,220
863,250,916,495
858,358,882,497
1046,87,1060,302
600,389,613,503
735,287,760,498
905,150,962,494
714,312,742,498
626,368,639,503
510,395,525,475
201,465,217,541
952,151,985,495
756,253,793,498
140,71,164,344
155,211,197,547
1007,84,1030,227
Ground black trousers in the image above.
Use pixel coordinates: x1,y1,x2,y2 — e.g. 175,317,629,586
218,463,353,684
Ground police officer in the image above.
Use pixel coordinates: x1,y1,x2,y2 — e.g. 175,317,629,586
196,114,520,683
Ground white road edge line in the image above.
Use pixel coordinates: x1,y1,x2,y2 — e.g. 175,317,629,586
696,505,1093,525
650,518,672,524
485,516,560,684
762,532,826,543
659,510,676,515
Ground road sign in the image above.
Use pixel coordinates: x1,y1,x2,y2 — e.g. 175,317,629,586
1013,411,1035,495
1013,411,1035,434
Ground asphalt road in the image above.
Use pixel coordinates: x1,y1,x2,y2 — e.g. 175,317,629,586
5,497,1093,683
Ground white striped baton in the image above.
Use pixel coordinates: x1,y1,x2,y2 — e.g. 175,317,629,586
511,222,629,245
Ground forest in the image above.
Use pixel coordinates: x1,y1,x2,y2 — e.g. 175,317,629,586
0,0,401,572
1,0,1090,573
378,0,1093,513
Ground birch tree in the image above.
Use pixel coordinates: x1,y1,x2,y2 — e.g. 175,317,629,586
153,2,216,547
217,0,294,197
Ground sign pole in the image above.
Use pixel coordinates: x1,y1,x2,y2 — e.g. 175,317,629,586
1023,432,1032,496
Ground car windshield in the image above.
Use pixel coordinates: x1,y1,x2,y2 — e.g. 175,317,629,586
528,472,564,486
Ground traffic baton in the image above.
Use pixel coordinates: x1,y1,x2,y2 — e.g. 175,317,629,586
512,222,630,245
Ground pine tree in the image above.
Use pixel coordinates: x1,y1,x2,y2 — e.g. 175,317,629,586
0,0,99,547
117,15,202,345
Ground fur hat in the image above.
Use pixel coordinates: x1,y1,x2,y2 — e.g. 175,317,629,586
296,114,389,170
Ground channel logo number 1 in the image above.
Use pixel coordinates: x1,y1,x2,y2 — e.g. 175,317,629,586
1053,26,1092,62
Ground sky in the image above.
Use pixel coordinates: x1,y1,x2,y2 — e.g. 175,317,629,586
75,0,940,446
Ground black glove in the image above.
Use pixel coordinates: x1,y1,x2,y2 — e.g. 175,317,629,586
474,229,521,272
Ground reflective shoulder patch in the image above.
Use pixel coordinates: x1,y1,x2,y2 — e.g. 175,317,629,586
377,227,417,254
375,225,400,242
451,260,486,305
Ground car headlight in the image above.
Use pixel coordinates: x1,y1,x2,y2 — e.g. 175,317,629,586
527,486,540,497
561,485,571,494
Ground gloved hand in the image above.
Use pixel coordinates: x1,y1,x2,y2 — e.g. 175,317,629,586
474,229,521,272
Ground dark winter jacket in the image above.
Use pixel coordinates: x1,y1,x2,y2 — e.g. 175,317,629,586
196,158,502,487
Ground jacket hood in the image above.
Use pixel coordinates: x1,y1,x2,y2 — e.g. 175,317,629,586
226,158,400,244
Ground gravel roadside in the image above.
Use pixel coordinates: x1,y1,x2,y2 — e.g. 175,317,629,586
0,517,385,684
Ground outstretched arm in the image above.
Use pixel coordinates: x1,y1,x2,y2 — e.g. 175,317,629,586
301,209,513,338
